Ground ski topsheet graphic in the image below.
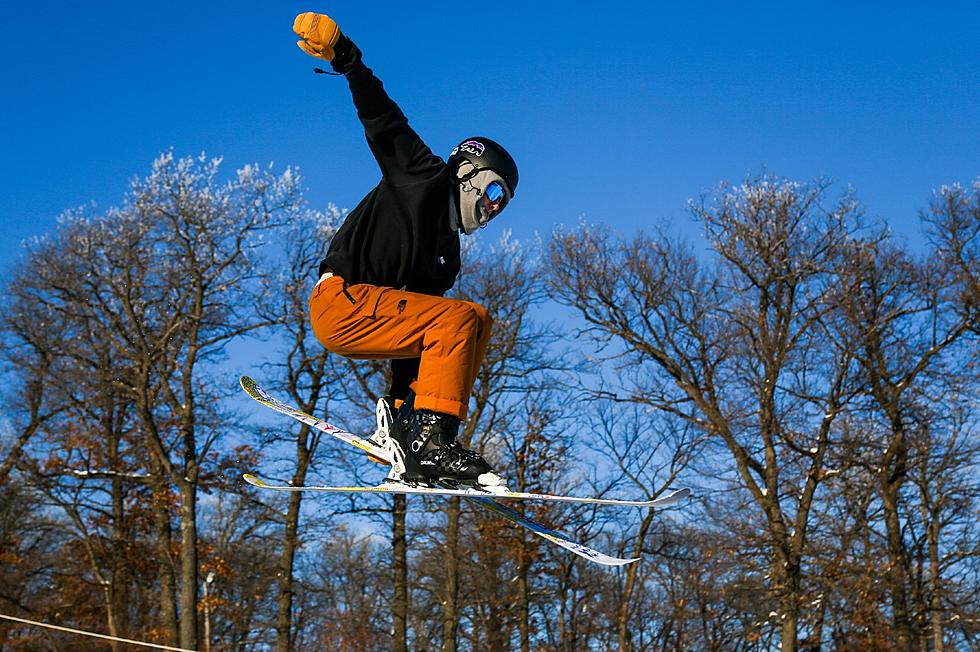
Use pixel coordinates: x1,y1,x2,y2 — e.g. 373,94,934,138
240,375,386,459
239,375,688,566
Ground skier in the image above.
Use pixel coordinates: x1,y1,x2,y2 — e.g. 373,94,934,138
293,13,518,488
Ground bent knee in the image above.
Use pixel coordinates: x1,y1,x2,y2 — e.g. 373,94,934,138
464,301,492,328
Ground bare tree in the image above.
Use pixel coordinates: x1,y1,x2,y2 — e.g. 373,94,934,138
301,527,391,651
923,181,979,333
250,203,347,652
4,155,977,651
910,399,980,652
548,177,863,650
427,232,570,652
579,402,699,650
833,226,975,649
116,152,297,649
0,481,68,647
5,207,184,643
4,151,299,649
198,488,282,651
0,274,71,486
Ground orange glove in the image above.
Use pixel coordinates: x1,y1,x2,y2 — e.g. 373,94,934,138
293,12,342,61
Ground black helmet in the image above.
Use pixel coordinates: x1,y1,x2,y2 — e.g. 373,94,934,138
448,136,519,197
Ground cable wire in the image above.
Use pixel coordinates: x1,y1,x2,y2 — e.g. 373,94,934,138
0,613,196,651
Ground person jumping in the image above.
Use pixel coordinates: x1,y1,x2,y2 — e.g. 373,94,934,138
293,12,519,487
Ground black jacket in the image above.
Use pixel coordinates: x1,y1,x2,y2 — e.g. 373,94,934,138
319,61,460,296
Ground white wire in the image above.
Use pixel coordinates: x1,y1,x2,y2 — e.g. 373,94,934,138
0,613,196,651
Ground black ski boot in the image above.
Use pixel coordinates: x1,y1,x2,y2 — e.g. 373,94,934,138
391,406,503,487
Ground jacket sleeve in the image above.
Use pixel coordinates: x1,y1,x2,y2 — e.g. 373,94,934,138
344,62,444,185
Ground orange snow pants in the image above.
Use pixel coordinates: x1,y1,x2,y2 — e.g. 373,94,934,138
309,274,492,421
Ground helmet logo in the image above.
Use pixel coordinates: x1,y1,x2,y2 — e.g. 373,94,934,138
451,140,486,157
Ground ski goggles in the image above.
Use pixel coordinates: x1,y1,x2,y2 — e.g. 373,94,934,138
480,180,510,218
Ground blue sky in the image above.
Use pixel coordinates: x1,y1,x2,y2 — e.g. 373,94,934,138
1,1,978,274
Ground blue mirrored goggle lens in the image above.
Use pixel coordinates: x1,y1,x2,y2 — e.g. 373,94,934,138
485,181,506,203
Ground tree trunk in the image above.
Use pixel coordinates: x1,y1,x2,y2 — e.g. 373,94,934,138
557,591,566,652
277,422,314,652
107,441,128,649
392,494,409,652
441,497,461,652
486,600,506,652
178,480,199,651
100,578,120,652
277,482,305,652
105,381,127,650
780,616,799,652
805,601,827,652
769,541,802,652
618,512,656,651
153,473,179,645
517,531,531,652
915,445,945,652
881,479,914,650
276,491,298,650
927,515,944,652
879,427,917,652
778,589,800,652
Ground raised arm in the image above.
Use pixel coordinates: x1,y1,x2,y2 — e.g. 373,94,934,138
293,13,444,185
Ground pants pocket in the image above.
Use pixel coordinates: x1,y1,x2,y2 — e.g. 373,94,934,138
343,284,386,319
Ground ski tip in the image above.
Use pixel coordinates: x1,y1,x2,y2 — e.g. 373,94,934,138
585,554,641,567
242,473,269,488
652,487,692,506
639,487,692,508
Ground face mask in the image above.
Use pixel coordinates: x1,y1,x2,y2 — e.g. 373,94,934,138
454,162,511,235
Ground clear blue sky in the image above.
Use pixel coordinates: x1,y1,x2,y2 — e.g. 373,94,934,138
1,1,978,274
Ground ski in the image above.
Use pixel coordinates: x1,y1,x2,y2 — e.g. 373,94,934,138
240,375,387,460
242,473,640,566
242,473,691,508
239,375,687,566
465,496,638,566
